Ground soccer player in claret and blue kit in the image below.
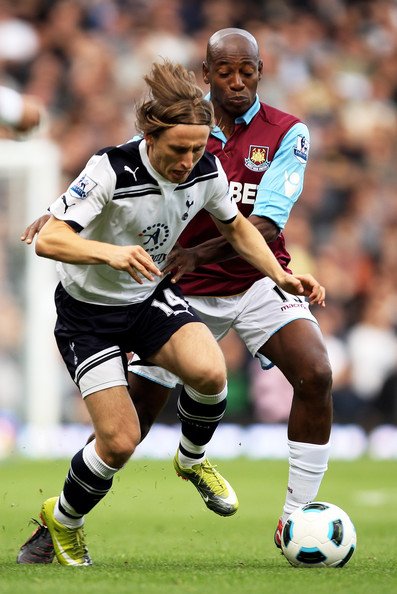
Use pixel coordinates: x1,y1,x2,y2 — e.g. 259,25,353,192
128,28,333,550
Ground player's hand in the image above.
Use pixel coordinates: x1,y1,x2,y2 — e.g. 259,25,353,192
107,245,163,284
278,273,325,307
294,273,326,307
21,214,51,244
162,243,199,283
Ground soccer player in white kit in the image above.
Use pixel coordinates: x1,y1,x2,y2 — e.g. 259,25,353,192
19,60,325,566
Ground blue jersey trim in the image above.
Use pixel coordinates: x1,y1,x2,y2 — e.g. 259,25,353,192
252,122,310,230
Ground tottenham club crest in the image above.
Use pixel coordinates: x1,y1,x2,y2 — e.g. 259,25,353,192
245,145,270,172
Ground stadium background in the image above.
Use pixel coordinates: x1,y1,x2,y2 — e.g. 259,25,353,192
1,0,397,460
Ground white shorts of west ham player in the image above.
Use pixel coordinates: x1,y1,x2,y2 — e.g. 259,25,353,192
128,276,319,389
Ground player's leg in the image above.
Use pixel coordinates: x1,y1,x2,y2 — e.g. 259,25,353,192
264,319,332,443
128,373,172,441
31,283,142,566
231,276,332,545
129,359,228,469
123,280,238,516
258,318,332,546
151,317,227,462
154,321,227,466
127,357,239,515
148,320,239,516
156,296,232,468
42,379,140,566
84,384,141,467
84,373,171,446
128,359,236,514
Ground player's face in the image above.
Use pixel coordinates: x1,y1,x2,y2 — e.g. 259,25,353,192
204,37,263,119
146,124,210,184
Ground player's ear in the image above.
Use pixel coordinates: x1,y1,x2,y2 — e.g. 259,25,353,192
145,133,153,146
258,59,263,81
203,61,210,84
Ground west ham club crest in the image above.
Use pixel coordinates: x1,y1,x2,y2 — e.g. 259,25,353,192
244,145,271,172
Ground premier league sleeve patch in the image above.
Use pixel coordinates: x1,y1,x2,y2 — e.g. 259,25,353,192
69,173,97,199
293,135,310,164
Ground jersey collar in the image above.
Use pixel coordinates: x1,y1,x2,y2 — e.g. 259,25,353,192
205,93,260,143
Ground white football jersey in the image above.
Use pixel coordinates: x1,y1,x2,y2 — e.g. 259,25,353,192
49,139,237,305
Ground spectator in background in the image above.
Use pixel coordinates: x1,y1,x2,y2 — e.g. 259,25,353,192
0,0,39,65
314,303,360,425
376,364,397,426
346,293,397,430
0,85,42,135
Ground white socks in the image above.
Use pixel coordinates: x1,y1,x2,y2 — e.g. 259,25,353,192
82,439,120,479
282,439,330,524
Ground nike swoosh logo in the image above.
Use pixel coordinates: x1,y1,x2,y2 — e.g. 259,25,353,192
52,533,81,566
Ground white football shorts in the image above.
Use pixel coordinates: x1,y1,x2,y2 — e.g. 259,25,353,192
128,276,318,388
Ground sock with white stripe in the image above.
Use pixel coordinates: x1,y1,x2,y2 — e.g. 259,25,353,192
177,383,227,467
54,440,119,528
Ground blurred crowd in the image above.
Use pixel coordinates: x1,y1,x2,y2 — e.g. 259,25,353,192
1,0,397,432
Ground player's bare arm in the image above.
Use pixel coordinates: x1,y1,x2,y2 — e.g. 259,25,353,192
214,212,326,304
21,214,51,244
164,215,280,272
163,214,280,281
164,214,325,305
213,212,298,287
166,242,325,306
35,216,162,284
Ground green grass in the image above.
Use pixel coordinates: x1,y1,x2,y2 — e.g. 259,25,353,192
0,457,396,593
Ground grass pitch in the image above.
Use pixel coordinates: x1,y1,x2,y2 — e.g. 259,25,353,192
0,456,396,593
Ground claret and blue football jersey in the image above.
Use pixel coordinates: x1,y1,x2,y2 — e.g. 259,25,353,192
178,95,310,296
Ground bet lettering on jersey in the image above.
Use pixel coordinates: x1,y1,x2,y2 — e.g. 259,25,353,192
229,181,258,204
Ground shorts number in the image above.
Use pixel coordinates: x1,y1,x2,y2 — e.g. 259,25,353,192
151,288,191,317
273,285,303,303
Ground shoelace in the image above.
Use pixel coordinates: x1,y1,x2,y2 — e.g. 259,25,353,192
194,461,225,493
21,519,45,545
63,525,89,558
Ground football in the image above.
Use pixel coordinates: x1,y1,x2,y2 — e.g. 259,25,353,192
281,501,356,568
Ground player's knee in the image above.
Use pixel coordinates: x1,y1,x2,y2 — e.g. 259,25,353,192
108,439,137,467
315,358,333,393
296,359,333,401
191,365,226,394
99,429,141,467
